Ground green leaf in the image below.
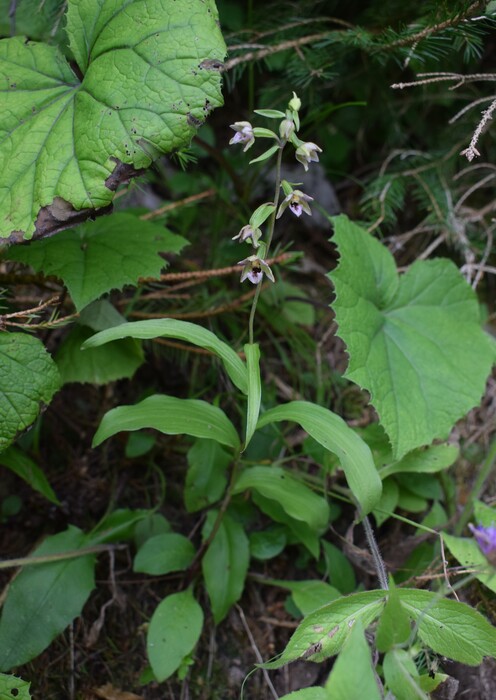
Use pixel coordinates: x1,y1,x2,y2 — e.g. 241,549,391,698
252,127,279,139
134,514,172,549
56,325,144,384
257,401,381,514
383,649,427,700
324,620,381,700
185,439,230,513
286,581,341,616
253,109,286,118
443,533,496,593
0,333,61,452
249,144,280,164
202,511,249,623
372,478,399,526
249,526,287,560
379,444,459,480
253,493,321,557
147,589,203,682
279,690,327,700
0,0,66,45
249,203,276,229
93,394,240,450
262,590,386,669
321,541,356,594
0,446,59,504
232,465,330,532
0,3,225,240
8,214,187,310
134,533,195,575
375,581,411,652
0,526,96,671
0,674,31,700
397,588,496,665
244,343,262,449
474,499,496,527
329,215,495,459
90,509,149,544
82,319,248,394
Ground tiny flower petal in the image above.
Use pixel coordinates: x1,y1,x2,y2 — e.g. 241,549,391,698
229,121,255,152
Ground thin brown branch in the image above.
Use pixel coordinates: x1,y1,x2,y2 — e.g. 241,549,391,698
386,1,485,49
140,189,215,221
224,33,328,71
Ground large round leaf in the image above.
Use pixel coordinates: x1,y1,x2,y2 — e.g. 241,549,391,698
0,0,226,241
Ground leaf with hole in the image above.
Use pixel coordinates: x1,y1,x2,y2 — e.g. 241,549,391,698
0,0,225,240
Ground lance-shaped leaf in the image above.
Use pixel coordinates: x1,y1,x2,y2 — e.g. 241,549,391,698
324,621,381,700
83,319,248,394
244,343,261,448
0,0,225,241
93,394,240,450
257,402,381,514
329,215,495,459
0,446,59,504
0,333,61,451
202,510,249,624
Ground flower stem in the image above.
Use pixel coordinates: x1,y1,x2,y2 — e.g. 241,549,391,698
248,145,284,344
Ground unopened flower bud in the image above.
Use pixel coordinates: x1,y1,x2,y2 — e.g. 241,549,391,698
279,119,295,140
288,92,301,112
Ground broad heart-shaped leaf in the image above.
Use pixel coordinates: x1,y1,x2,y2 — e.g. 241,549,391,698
147,588,203,682
257,401,381,515
7,214,188,311
329,215,495,459
0,1,226,240
82,318,248,394
397,588,496,665
0,526,96,671
263,590,387,669
0,673,31,700
0,333,61,451
92,394,240,450
202,510,249,624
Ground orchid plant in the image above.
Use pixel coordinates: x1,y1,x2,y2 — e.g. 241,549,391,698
229,92,321,342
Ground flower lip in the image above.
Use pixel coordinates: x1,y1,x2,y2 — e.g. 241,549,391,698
237,255,275,284
277,189,314,218
229,121,255,152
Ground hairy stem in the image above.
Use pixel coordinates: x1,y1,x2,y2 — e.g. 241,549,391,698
362,515,389,590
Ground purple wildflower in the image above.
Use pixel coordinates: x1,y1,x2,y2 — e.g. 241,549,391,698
277,190,314,218
237,255,275,284
229,121,255,152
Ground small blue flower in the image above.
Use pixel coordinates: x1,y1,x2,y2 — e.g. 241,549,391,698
469,523,496,557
